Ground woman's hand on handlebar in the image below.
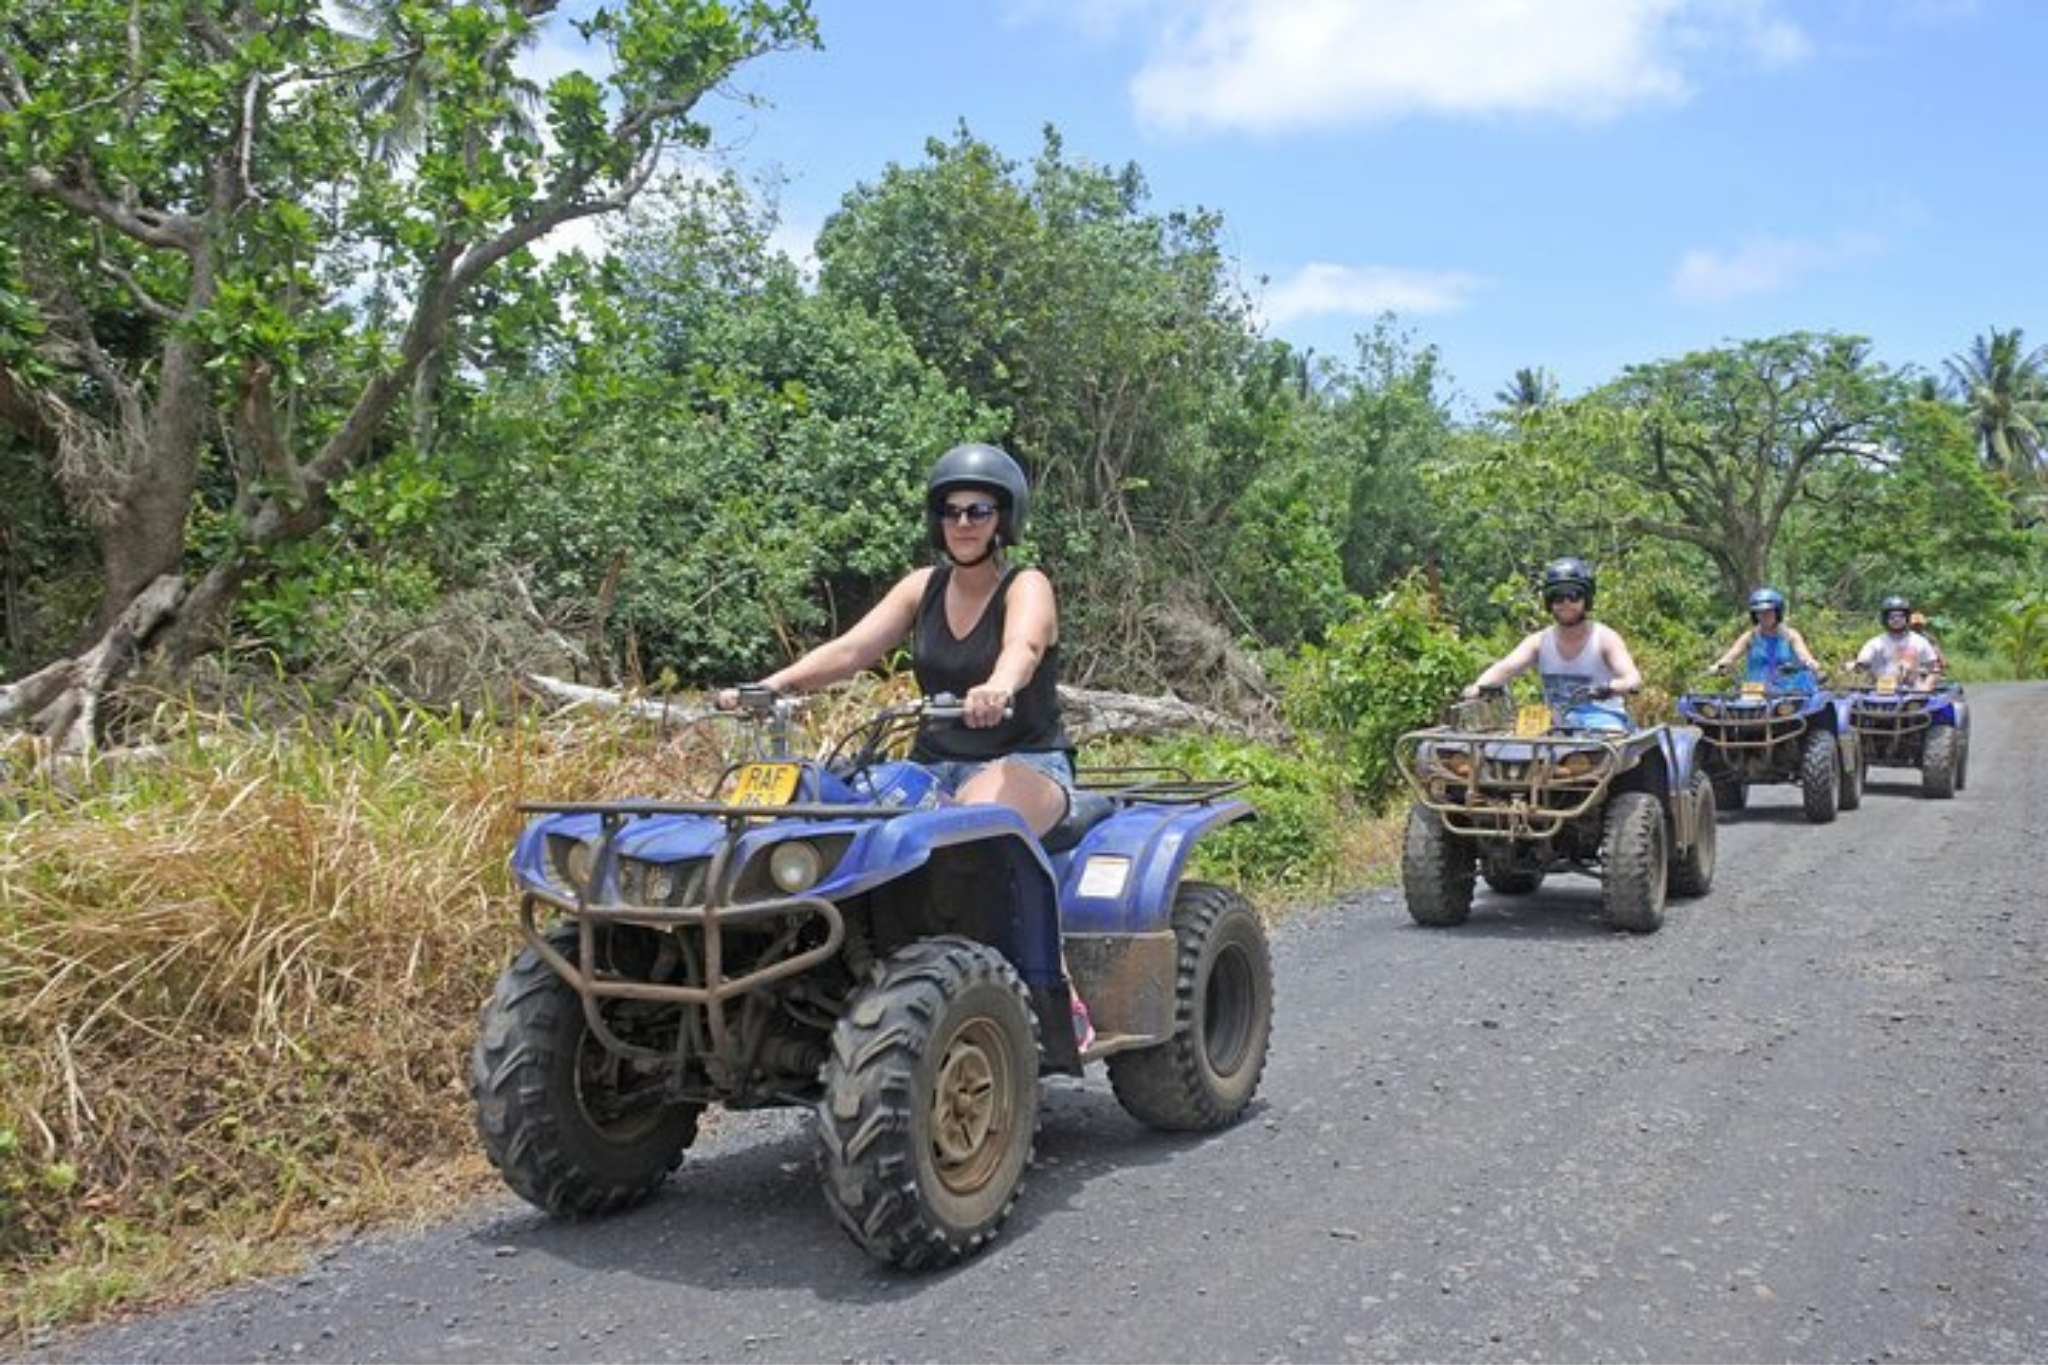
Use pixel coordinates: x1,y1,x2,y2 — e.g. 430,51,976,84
714,682,782,715
962,683,1015,728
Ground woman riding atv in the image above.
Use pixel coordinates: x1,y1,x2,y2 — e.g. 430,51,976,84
1708,587,1822,687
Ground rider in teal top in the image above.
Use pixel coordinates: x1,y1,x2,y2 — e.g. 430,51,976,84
1709,587,1822,689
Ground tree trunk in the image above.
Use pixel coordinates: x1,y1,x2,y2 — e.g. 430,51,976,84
0,574,186,756
86,340,210,638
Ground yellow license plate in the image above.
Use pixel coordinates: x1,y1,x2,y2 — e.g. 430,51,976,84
1740,681,1765,699
1875,676,1899,695
1515,704,1551,737
730,762,801,807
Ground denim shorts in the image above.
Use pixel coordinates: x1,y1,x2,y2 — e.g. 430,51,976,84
925,749,1077,805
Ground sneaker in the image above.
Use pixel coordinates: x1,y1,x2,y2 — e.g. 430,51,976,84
1071,997,1096,1052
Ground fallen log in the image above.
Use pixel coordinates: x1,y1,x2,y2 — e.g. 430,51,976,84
520,674,1268,745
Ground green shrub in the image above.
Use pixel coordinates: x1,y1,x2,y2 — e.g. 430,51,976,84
1135,733,1357,892
1282,575,1486,804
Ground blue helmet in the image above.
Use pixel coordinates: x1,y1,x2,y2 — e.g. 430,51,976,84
1747,587,1787,622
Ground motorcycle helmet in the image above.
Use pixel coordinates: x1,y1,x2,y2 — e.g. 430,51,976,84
1879,594,1911,625
1747,587,1787,622
927,443,1028,553
1541,556,1596,610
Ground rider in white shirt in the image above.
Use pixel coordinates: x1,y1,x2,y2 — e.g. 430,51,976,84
1855,595,1941,686
1464,557,1643,732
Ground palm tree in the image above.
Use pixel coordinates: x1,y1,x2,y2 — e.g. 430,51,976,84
1943,328,2048,485
1493,366,1557,418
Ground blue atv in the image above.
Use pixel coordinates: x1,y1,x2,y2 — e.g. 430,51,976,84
1675,661,1863,821
471,687,1274,1270
1393,683,1717,934
1844,673,1970,799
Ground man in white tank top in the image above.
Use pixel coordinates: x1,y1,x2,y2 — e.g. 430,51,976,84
1463,557,1644,731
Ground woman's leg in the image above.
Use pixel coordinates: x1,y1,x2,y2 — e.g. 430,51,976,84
954,758,1068,838
954,757,1092,1046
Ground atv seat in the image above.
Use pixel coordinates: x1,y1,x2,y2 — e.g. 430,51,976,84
1042,788,1117,853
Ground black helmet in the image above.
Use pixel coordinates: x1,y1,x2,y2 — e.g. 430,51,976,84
927,443,1028,552
1879,594,1911,624
1541,556,1596,610
1748,587,1787,621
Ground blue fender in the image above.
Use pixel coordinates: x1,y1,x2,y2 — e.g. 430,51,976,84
1051,798,1256,934
1657,725,1704,786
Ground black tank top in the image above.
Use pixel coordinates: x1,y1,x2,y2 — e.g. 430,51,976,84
911,565,1071,762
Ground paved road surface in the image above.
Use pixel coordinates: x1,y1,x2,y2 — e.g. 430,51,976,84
30,684,2048,1364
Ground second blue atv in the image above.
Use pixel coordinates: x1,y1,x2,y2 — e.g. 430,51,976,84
470,687,1275,1272
1675,661,1863,821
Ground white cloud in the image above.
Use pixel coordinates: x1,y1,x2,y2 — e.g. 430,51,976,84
1260,262,1487,326
1667,230,1887,303
1127,0,1812,134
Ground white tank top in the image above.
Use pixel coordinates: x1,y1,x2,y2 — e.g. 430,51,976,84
1536,624,1626,719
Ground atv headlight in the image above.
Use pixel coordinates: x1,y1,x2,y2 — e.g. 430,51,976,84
648,864,683,903
546,833,600,896
613,857,708,907
1774,699,1801,718
1430,748,1473,780
768,840,824,893
1554,750,1601,779
730,834,852,901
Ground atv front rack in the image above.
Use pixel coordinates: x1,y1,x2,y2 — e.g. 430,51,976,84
1683,695,1813,750
1395,729,1632,840
515,799,910,1068
1848,693,1936,738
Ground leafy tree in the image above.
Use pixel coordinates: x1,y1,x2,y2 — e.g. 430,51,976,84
1316,319,1459,598
0,0,817,751
815,125,1264,685
442,173,997,685
1602,333,1904,602
1944,327,2048,488
1798,395,2030,640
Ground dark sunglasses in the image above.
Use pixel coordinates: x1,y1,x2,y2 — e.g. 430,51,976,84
1546,589,1587,604
1885,610,1909,621
939,501,999,526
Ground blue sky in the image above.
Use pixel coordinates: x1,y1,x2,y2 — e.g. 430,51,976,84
562,0,2038,416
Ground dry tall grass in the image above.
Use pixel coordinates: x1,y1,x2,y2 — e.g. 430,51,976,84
0,696,733,1338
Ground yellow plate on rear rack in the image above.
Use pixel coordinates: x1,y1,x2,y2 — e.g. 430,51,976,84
1515,703,1551,737
1740,681,1766,699
730,762,801,807
1875,676,1899,695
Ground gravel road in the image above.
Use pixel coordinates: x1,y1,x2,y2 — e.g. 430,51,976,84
29,683,2048,1365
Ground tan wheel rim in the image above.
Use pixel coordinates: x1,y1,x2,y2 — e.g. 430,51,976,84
929,1016,1014,1195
